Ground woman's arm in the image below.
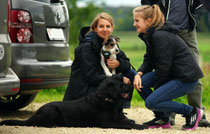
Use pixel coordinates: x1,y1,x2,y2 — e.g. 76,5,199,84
152,32,173,89
80,44,106,86
116,50,131,74
138,48,154,74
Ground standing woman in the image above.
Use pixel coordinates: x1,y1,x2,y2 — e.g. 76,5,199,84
132,5,203,130
63,12,135,120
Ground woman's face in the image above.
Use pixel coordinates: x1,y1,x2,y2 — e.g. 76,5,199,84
94,19,113,40
133,12,150,33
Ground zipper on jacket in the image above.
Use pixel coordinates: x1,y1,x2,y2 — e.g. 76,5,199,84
188,0,196,30
196,4,203,10
165,0,171,20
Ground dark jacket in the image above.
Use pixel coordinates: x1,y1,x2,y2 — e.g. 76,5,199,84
138,22,203,89
63,27,131,101
141,0,206,31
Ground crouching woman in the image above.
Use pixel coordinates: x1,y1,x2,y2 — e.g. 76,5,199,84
132,5,204,130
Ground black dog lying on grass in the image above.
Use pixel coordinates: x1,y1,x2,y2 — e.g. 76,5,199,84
0,74,145,130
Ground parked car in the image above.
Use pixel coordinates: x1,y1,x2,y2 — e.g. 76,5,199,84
0,1,20,98
0,0,72,110
0,0,20,98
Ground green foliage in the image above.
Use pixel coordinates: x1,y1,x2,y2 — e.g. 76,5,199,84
197,12,210,32
197,32,210,62
104,7,135,31
66,0,103,45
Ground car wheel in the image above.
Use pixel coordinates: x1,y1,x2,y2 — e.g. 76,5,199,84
0,93,37,111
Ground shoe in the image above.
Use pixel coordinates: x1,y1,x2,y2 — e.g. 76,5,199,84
182,107,201,130
169,113,176,126
143,117,171,129
198,114,210,127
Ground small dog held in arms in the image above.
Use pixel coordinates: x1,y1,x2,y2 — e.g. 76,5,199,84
101,36,120,76
0,74,145,130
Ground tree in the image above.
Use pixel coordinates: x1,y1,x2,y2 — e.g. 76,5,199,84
66,0,102,45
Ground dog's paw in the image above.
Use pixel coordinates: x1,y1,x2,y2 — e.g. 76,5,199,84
133,124,148,130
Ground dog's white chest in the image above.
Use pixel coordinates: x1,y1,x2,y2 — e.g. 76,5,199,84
100,36,120,76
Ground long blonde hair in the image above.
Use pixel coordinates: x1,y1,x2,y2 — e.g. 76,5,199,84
90,12,114,32
133,4,165,30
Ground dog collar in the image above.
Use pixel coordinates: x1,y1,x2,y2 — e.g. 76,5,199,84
102,51,111,57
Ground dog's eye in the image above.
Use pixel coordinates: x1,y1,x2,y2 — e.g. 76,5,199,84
110,43,115,47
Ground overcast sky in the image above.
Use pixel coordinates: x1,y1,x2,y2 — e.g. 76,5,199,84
99,0,140,7
77,0,141,7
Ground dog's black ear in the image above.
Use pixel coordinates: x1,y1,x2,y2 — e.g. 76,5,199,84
105,38,112,46
111,73,123,81
113,36,120,42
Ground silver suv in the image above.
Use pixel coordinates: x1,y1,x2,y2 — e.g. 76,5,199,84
0,0,72,110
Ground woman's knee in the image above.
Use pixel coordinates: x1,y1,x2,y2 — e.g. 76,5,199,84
145,97,156,110
145,95,161,110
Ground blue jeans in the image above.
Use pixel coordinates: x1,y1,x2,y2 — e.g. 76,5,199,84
138,71,198,116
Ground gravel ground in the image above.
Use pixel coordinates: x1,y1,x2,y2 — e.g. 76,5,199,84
0,103,210,134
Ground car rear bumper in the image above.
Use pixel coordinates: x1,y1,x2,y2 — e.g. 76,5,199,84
0,68,20,96
19,77,69,92
12,59,72,90
12,59,72,78
11,43,72,90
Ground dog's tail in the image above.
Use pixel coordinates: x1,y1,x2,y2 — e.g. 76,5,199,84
0,119,29,126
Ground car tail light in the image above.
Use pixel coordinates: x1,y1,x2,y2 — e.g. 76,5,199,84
17,11,31,23
17,28,31,43
8,5,33,43
12,88,19,92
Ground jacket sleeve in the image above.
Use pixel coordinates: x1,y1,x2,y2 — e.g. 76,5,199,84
80,43,106,86
192,0,206,24
116,50,131,75
151,32,173,89
137,47,154,74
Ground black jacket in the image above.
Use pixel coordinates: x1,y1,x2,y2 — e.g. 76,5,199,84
63,27,131,101
138,22,203,89
141,0,206,31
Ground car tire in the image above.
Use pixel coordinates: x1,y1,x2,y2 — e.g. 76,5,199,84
0,93,37,111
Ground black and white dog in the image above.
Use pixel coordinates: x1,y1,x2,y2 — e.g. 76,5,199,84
0,74,145,130
101,36,120,76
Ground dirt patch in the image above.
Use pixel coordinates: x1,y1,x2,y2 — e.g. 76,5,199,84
0,103,210,134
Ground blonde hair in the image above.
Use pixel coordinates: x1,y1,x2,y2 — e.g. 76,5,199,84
90,12,114,31
133,4,165,30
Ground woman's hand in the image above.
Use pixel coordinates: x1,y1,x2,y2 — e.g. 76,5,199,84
107,59,120,69
123,77,131,85
133,74,143,91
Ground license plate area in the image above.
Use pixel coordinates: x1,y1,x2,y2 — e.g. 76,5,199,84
47,28,65,41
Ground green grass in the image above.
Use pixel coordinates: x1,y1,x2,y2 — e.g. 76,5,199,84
197,33,210,62
34,86,67,102
34,31,210,109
